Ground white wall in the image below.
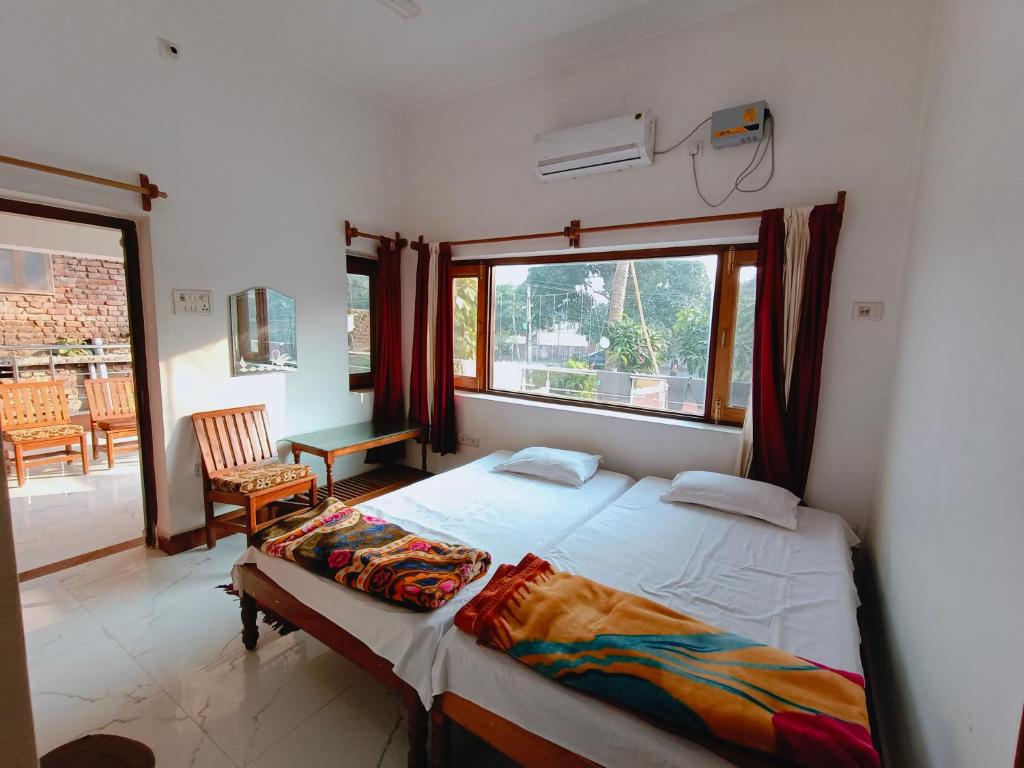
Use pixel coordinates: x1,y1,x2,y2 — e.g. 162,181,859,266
0,0,401,536
401,0,936,532
868,0,1024,764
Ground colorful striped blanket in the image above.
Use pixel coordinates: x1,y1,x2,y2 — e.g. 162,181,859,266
253,497,491,611
456,553,878,768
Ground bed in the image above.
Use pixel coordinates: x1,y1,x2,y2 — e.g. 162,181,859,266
231,451,634,768
429,476,863,768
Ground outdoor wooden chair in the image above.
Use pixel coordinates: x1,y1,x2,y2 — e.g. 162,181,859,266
191,404,317,548
84,375,139,469
1,380,89,486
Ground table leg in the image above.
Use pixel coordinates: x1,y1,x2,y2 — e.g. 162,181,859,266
421,436,427,472
291,447,301,464
325,455,335,496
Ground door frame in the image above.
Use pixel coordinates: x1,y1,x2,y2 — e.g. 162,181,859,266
0,197,159,546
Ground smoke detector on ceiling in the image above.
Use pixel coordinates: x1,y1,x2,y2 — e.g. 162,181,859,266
377,0,421,19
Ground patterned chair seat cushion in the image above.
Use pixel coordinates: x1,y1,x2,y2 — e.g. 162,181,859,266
4,423,85,443
210,462,314,494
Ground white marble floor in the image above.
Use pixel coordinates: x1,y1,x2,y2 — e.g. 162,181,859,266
8,446,144,573
19,537,512,767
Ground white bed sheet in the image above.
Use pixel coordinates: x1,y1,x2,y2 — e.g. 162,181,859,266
431,476,863,768
231,451,633,708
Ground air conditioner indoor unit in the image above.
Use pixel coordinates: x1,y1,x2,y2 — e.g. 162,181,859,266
534,110,655,181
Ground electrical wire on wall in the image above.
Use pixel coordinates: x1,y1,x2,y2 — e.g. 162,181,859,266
655,110,776,208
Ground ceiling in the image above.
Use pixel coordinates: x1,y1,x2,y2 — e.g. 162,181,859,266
190,0,752,110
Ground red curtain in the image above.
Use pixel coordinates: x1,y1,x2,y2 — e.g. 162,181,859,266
431,243,457,454
368,236,404,463
408,245,431,439
748,204,843,498
748,209,793,492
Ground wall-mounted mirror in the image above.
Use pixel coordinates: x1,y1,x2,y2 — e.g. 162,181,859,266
229,287,298,375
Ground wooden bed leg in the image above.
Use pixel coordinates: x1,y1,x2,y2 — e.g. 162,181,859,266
240,591,259,650
429,698,451,768
403,688,428,768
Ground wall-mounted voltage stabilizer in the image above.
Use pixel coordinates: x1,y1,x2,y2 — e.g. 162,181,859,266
710,101,767,149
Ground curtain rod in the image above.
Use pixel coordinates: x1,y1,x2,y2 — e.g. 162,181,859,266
344,220,407,249
411,191,846,251
0,154,167,211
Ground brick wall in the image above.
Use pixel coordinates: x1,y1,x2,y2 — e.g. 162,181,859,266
0,254,130,346
350,308,371,353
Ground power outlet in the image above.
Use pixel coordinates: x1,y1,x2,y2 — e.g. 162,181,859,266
687,139,704,157
457,433,480,448
852,302,883,321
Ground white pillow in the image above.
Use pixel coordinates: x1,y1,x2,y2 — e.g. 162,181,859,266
660,470,800,530
493,447,602,488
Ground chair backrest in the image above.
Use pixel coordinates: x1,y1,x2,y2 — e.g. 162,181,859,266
84,376,136,423
0,381,70,430
191,404,277,475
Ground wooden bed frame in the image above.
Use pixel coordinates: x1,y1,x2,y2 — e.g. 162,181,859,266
429,691,789,768
236,562,428,768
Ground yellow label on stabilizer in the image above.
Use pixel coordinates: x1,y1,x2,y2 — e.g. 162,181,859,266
743,107,757,123
713,126,750,138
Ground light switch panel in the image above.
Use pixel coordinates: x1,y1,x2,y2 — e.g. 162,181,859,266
173,289,212,315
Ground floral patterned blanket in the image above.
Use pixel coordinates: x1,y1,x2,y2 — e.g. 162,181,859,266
252,497,491,611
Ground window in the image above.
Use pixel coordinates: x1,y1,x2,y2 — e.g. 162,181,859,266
0,249,53,294
710,251,757,424
452,245,756,425
451,263,488,391
346,255,376,390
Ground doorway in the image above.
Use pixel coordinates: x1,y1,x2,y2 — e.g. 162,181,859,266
0,198,157,578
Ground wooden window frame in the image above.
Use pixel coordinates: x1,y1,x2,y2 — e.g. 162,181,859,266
346,254,376,391
709,247,758,426
451,262,489,392
0,249,54,295
450,244,756,426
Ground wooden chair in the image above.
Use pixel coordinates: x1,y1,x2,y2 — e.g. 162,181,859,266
1,380,89,486
191,404,317,548
84,376,139,470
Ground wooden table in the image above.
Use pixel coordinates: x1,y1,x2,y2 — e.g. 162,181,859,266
287,420,428,503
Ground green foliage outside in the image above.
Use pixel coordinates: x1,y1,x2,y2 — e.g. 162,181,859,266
606,316,666,373
453,276,478,375
489,258,714,376
731,274,756,383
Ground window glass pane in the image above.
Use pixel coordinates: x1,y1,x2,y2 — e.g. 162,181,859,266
453,276,479,377
21,252,50,290
347,272,371,375
729,265,757,407
491,255,717,415
0,249,14,287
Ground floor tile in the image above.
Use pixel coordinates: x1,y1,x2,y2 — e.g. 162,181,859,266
248,677,405,768
60,690,237,768
9,451,144,573
66,537,245,631
165,632,364,766
109,583,249,687
29,632,161,755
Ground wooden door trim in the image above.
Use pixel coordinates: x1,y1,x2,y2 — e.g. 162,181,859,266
0,197,159,547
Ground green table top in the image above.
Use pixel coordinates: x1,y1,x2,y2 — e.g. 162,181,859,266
286,420,420,453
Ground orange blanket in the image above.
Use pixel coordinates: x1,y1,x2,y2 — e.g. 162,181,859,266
457,553,878,768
